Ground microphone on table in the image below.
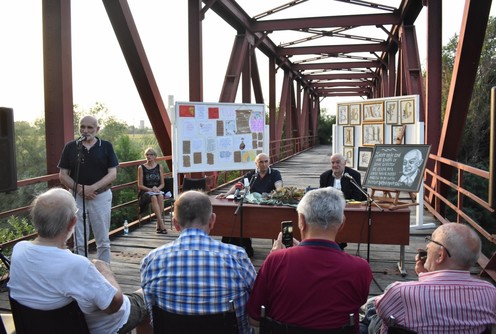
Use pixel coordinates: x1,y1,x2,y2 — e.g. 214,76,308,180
76,135,87,143
233,182,243,201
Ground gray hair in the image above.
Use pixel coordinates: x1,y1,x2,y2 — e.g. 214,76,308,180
174,190,212,228
30,188,77,238
436,223,481,269
296,187,346,229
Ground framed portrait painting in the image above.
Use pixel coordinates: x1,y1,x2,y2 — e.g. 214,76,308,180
343,126,354,146
337,105,349,125
400,99,415,124
343,147,354,168
349,104,361,125
363,102,384,122
362,123,384,146
357,147,373,171
392,125,406,144
385,100,398,124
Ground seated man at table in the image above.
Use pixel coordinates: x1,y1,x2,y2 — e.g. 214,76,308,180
364,223,496,334
217,152,283,257
140,190,257,334
8,188,152,334
320,153,366,201
246,187,372,331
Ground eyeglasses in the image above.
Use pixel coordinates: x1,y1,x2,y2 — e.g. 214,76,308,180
257,160,269,164
425,236,451,257
146,153,155,156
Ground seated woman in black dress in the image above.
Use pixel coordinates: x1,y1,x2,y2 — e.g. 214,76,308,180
137,147,168,234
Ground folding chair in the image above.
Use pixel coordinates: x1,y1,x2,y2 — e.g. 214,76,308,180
260,305,356,334
9,296,89,334
152,300,238,334
386,316,417,334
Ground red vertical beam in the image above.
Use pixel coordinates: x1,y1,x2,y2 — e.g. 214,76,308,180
269,58,276,145
400,25,425,122
189,0,203,101
43,0,73,176
242,44,251,103
387,49,396,97
425,0,442,191
251,53,264,104
435,0,492,197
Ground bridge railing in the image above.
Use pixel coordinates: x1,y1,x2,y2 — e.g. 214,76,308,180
423,153,496,280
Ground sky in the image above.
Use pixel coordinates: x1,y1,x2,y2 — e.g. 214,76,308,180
0,1,495,127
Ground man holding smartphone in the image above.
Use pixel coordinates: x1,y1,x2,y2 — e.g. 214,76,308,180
246,187,372,330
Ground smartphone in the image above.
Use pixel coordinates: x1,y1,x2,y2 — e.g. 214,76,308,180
417,249,427,263
281,221,293,248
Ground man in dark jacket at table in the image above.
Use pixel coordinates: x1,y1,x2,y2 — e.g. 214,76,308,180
320,153,366,201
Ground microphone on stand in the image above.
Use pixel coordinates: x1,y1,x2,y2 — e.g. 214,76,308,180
76,135,87,143
233,182,243,201
343,172,355,181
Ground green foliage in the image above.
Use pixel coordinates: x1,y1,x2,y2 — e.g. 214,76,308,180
0,216,36,276
317,112,335,145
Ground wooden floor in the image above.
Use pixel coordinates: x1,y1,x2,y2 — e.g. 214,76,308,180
0,145,486,321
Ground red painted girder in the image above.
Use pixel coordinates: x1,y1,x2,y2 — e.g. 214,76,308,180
219,35,249,102
251,13,400,32
311,81,372,88
303,73,377,80
102,0,172,157
43,0,74,175
292,60,380,70
279,43,388,56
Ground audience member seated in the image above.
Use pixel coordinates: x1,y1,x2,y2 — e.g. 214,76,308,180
140,190,257,334
363,223,496,334
246,187,372,331
320,153,366,201
216,152,283,257
137,147,168,234
7,188,152,334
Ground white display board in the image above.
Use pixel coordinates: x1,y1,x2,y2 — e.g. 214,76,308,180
173,101,268,174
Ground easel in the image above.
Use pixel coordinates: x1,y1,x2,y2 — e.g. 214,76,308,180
370,188,419,210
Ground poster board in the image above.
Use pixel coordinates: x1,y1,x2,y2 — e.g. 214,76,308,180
173,102,267,173
363,144,431,192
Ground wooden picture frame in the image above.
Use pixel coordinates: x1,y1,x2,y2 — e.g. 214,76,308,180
349,104,361,125
343,147,354,168
363,102,384,122
337,105,349,125
343,126,355,146
358,146,373,171
392,125,406,144
400,99,415,124
385,100,398,124
362,123,384,146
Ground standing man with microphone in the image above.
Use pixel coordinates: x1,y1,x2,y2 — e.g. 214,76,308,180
320,153,366,201
216,152,284,257
58,115,119,263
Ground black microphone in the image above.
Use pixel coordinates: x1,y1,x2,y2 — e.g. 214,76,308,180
233,182,243,201
76,135,87,143
343,172,355,181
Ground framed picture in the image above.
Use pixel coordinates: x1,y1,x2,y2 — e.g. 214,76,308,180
349,104,361,125
343,126,354,146
385,100,398,124
363,102,384,122
358,146,373,171
337,105,349,125
362,123,384,146
392,125,406,144
400,99,415,124
343,147,354,168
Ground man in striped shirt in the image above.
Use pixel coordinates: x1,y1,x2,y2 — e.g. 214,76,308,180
369,223,496,333
140,190,257,333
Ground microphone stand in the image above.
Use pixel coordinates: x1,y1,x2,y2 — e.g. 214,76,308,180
234,189,246,251
347,176,384,292
73,140,88,258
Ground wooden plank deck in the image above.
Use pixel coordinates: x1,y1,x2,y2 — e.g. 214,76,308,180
1,145,486,328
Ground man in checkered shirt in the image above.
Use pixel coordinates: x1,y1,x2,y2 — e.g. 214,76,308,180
140,190,257,333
